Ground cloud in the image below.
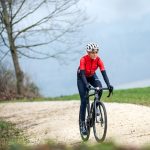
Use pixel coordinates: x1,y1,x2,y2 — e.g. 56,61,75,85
80,0,150,23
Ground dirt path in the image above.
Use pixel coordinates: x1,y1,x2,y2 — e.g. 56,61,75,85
0,101,150,147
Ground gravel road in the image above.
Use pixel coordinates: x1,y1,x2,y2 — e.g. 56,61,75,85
0,101,150,147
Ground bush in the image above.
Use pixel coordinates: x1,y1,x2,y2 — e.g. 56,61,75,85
0,62,41,100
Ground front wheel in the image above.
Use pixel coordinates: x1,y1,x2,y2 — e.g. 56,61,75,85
93,101,107,142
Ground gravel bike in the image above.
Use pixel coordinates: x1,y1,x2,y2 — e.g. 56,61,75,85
79,86,113,142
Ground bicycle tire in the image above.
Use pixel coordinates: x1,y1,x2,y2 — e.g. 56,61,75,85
93,101,107,142
79,103,91,141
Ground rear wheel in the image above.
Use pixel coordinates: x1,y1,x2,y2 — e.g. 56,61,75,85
79,103,91,141
93,101,107,142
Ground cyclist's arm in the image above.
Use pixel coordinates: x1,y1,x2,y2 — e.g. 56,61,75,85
101,70,110,87
79,57,89,87
98,58,110,87
80,70,88,86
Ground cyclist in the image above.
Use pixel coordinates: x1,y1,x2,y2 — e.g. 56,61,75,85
77,43,113,135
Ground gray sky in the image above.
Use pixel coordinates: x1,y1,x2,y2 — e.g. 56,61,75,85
21,0,150,97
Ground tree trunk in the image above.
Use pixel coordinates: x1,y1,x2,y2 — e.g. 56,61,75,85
11,43,24,95
0,0,24,95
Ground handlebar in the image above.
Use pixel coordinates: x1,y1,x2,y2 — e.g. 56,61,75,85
89,87,113,97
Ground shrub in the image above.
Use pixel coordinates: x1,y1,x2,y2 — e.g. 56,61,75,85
0,62,41,100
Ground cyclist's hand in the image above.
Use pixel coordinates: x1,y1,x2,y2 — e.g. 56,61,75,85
107,85,113,97
108,85,113,93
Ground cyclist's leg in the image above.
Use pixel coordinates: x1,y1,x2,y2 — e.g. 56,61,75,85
89,74,103,100
77,74,87,122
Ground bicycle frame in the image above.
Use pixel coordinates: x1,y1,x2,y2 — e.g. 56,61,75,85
86,87,110,126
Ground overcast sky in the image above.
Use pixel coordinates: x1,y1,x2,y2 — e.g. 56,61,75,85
20,0,150,97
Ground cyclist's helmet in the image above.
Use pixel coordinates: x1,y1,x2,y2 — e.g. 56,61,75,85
86,43,99,52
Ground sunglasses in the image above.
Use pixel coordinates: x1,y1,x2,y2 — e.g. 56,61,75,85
90,51,98,54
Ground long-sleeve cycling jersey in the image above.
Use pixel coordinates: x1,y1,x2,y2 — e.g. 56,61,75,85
78,54,105,77
78,54,110,87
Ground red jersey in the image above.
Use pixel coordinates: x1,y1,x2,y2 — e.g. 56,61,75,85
79,55,105,77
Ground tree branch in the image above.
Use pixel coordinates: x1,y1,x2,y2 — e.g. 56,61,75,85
12,0,26,20
12,0,45,25
0,28,9,48
16,26,72,50
0,50,9,63
17,48,58,60
13,0,76,40
8,0,13,23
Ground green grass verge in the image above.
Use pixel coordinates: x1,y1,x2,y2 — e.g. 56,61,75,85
103,87,150,106
2,140,150,150
0,87,150,106
46,87,150,106
0,119,28,150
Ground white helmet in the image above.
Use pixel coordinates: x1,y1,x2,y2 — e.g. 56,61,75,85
86,43,99,52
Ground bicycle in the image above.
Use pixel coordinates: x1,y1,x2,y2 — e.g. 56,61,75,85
79,86,113,142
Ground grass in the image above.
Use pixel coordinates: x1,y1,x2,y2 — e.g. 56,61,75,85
38,86,150,106
0,119,28,150
1,140,150,150
0,87,150,106
46,87,150,106
103,87,150,106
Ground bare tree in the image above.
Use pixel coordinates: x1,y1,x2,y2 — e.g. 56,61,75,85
0,0,85,95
